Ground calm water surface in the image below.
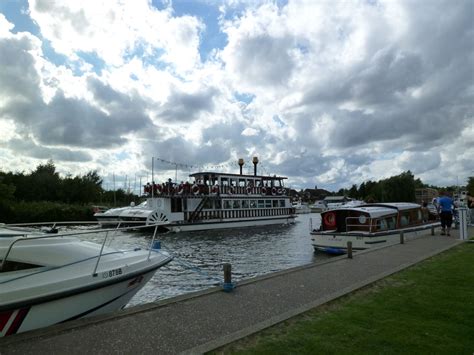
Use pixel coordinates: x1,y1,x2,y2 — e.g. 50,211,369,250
80,213,324,306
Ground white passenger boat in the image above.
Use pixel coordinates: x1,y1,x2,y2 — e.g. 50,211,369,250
310,203,440,255
0,224,172,337
95,158,296,232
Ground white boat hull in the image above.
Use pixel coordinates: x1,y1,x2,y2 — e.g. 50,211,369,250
169,216,296,232
0,268,157,336
311,224,439,254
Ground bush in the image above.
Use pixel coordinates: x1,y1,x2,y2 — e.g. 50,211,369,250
2,201,96,224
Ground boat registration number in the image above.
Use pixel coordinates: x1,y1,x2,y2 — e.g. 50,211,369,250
102,268,123,279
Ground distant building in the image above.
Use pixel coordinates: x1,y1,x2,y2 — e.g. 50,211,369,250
415,188,438,204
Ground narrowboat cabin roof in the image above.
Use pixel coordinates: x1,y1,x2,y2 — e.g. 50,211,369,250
189,172,288,181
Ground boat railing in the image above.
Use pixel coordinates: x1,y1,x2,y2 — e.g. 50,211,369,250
0,223,163,275
145,184,289,197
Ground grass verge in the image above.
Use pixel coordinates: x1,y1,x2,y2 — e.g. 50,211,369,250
212,242,474,354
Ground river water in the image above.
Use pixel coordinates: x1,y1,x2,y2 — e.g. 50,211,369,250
81,213,324,306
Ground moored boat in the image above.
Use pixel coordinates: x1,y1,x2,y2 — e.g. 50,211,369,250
95,158,296,232
310,203,440,255
0,224,172,337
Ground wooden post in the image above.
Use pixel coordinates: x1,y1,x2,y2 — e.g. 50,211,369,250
347,241,353,259
223,263,232,284
223,263,234,292
400,231,404,244
431,225,435,236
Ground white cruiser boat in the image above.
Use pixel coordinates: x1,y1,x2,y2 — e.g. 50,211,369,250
311,203,440,255
0,225,172,337
94,201,150,226
292,200,311,214
95,158,296,232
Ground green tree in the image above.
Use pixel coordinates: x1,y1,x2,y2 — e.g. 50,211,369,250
467,177,474,196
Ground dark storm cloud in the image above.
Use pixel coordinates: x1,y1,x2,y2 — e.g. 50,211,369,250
0,33,156,152
157,86,217,122
0,36,42,107
6,139,92,162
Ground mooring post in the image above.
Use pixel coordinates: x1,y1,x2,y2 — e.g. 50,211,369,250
347,241,353,259
223,263,234,292
400,231,405,244
431,225,435,236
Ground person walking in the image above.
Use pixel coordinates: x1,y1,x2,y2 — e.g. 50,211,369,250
437,191,455,236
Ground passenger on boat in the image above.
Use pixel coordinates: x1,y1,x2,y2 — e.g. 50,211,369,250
437,191,455,236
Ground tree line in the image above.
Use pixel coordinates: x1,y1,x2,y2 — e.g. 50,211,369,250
0,161,140,223
336,171,473,203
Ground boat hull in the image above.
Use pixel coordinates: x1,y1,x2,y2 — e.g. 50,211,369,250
0,268,157,337
311,223,439,254
169,216,296,232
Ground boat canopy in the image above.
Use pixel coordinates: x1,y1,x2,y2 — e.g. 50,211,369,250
330,202,421,219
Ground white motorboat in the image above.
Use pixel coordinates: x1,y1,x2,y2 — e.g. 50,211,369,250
310,203,440,255
292,200,311,214
309,200,327,213
0,224,172,337
94,201,151,226
95,157,296,232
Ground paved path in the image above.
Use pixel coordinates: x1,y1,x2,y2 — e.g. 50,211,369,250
0,231,468,354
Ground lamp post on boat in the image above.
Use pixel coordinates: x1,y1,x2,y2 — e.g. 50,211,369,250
252,156,259,176
238,158,244,175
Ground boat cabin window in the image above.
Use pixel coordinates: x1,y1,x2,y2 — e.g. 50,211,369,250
215,200,222,209
171,198,182,212
224,200,232,209
279,200,285,207
203,199,213,209
1,260,43,272
250,200,256,208
273,200,278,207
238,179,246,187
257,200,265,208
242,200,249,208
375,216,397,231
233,200,241,209
265,200,272,208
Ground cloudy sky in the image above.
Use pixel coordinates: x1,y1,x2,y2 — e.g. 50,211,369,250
0,0,473,193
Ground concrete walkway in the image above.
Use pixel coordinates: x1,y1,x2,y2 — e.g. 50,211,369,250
0,231,468,354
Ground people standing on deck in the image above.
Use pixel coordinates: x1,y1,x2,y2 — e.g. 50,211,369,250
437,191,455,236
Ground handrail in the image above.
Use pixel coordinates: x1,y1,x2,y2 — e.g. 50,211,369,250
0,222,166,273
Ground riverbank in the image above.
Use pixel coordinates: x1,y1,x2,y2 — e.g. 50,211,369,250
0,230,465,354
214,239,474,354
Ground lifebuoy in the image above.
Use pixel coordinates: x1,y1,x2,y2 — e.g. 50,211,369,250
177,184,184,195
192,184,200,195
323,212,337,228
211,185,219,194
154,184,162,195
246,186,252,194
228,186,235,195
271,187,277,195
282,188,287,195
261,187,267,195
